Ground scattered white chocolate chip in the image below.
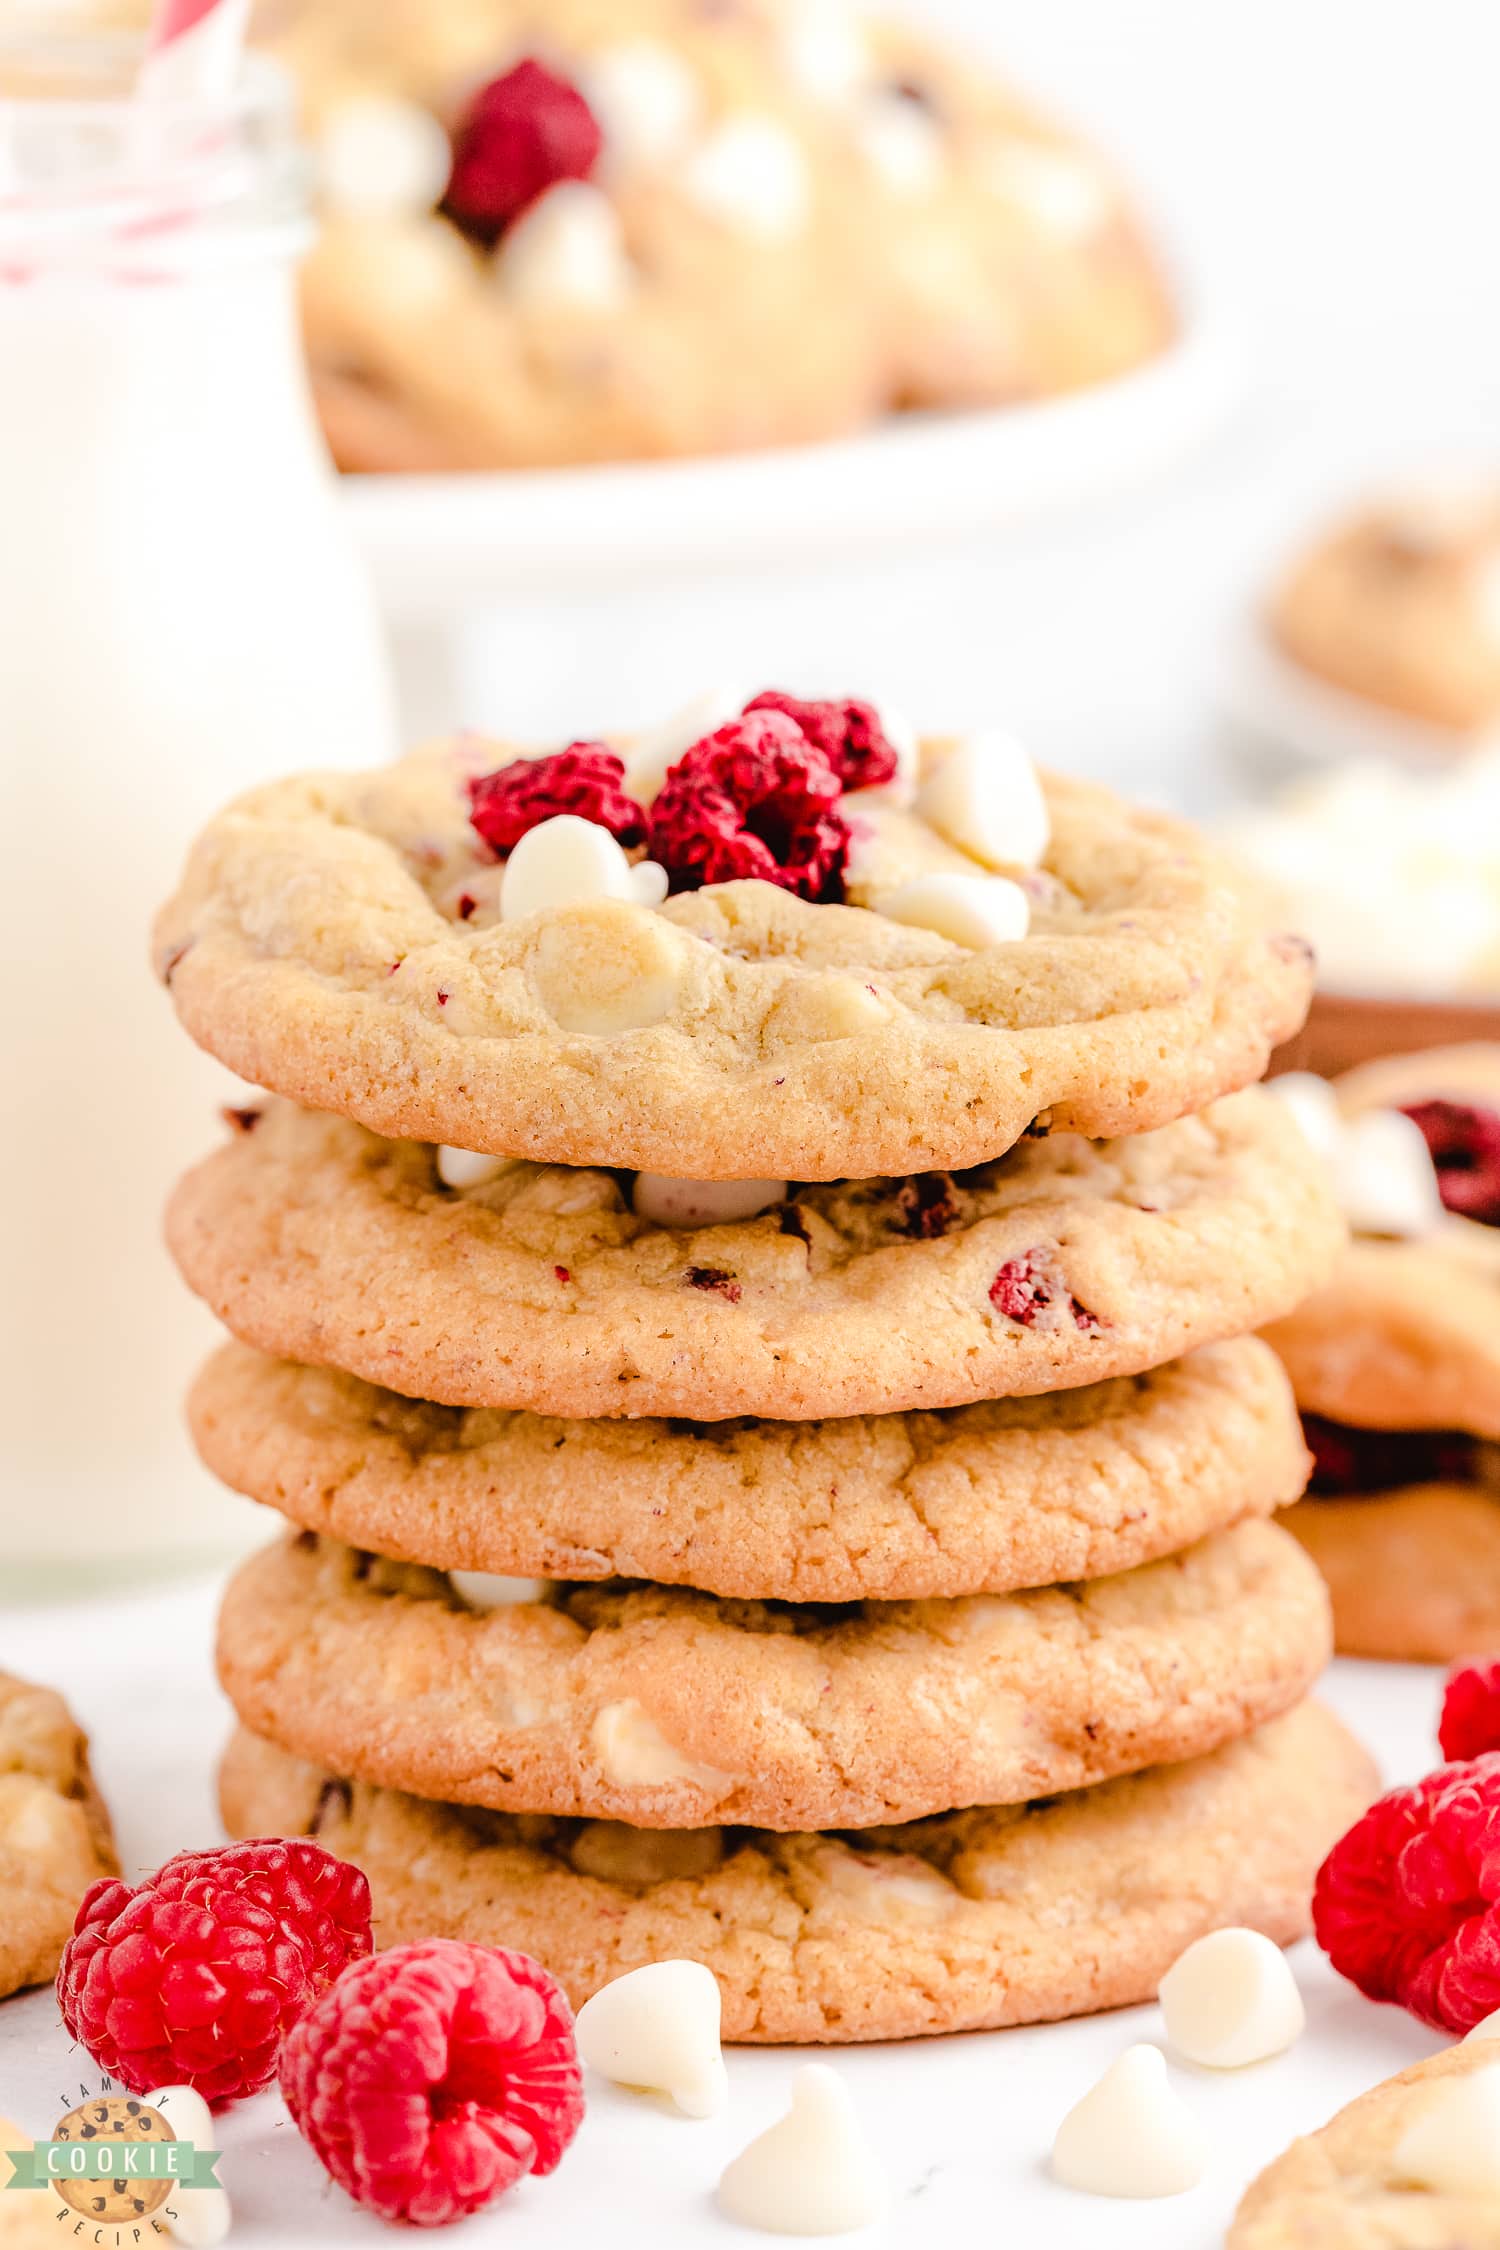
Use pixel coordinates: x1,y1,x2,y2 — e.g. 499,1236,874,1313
436,1145,511,1191
581,41,701,169
1050,2045,1208,2200
450,1571,550,1610
630,859,670,907
318,96,452,220
857,95,945,197
620,685,749,805
495,181,633,309
146,2086,231,2249
1392,2063,1500,2196
981,140,1113,239
1464,2007,1500,2043
681,118,811,241
779,0,870,105
1267,1072,1345,1166
876,871,1029,948
717,2064,889,2237
501,814,637,921
1341,1108,1446,1238
916,730,1050,871
592,1700,732,1794
632,1174,787,1228
1157,1928,1306,2069
575,1960,728,2118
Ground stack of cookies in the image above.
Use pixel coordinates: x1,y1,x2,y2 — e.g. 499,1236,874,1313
154,697,1377,2042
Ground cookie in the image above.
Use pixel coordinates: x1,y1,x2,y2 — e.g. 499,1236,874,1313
1229,2038,1500,2250
270,0,1172,471
0,1672,118,2000
1282,1482,1500,1664
167,1091,1340,1422
190,1335,1311,1603
1269,486,1500,736
219,1700,1376,2045
153,736,1312,1180
216,1523,1330,1833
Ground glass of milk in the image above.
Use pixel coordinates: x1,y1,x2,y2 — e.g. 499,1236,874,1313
0,31,399,1587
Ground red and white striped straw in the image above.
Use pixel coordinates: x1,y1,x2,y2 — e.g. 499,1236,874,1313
138,0,252,101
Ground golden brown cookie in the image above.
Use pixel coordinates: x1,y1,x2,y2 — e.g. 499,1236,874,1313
1229,2037,1500,2250
0,1672,117,2000
1269,488,1500,736
216,1524,1331,1833
153,740,1312,1180
168,1092,1340,1422
219,1700,1377,2045
1282,1480,1500,1664
190,1336,1311,1603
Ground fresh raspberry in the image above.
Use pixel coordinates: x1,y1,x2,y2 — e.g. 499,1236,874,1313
443,60,603,246
57,1839,372,2105
467,747,645,856
1303,1413,1476,1497
1401,1100,1500,1226
279,1940,584,2228
743,691,901,793
1441,1661,1500,1763
989,1251,1100,1331
648,712,849,900
1313,1754,1500,2032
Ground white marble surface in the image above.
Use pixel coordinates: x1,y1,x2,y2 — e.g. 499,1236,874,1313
0,1579,1454,2246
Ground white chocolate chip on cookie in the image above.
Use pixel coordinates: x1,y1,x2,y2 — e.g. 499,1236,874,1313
1158,1928,1305,2069
529,901,685,1035
916,730,1051,870
1341,1108,1446,1238
858,96,945,197
435,1146,512,1191
681,118,811,241
1051,2045,1208,2199
591,1701,732,1794
1391,2063,1500,2196
718,2065,888,2237
319,97,452,221
500,815,637,921
1465,2007,1500,2043
567,1822,726,1887
495,182,633,310
877,871,1030,948
449,1572,552,1611
1267,1072,1345,1166
631,1175,787,1228
575,1960,727,2119
581,42,701,171
619,686,748,805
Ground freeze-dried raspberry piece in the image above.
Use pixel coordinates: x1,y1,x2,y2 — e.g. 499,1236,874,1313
1441,1661,1500,1763
988,1251,1099,1331
468,747,645,856
648,713,849,900
1303,1414,1477,1497
281,1939,583,2227
891,1174,958,1239
684,1265,742,1302
1313,1753,1500,2032
1401,1100,1500,1226
57,1839,372,2104
744,691,901,792
444,60,603,246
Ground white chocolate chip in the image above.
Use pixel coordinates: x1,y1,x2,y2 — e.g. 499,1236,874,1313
981,140,1114,239
580,41,701,169
495,181,633,309
1464,2007,1500,2043
857,95,945,197
632,1175,787,1228
916,730,1051,870
575,1960,727,2118
318,96,452,220
815,1846,958,1929
1341,1108,1446,1238
620,686,749,805
1392,2063,1500,2196
531,902,684,1035
1267,1072,1345,1166
450,1571,551,1611
592,1700,732,1794
436,1145,511,1191
146,2087,231,2249
872,699,921,798
569,1821,726,1886
681,118,811,241
780,0,870,104
630,859,670,907
1050,2045,1208,2200
1158,1928,1306,2069
877,871,1029,948
717,2064,889,2237
501,814,637,922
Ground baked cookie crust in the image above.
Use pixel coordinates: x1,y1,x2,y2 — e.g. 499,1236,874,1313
0,1672,118,1999
1282,1481,1500,1664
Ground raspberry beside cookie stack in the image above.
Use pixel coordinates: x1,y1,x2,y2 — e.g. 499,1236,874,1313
155,696,1376,2041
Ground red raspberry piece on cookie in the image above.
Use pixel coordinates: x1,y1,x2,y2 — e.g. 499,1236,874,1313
444,59,603,246
1313,1754,1500,2032
280,1939,584,2227
1401,1099,1500,1225
468,746,646,855
57,1838,372,2104
744,691,902,793
1441,1660,1500,1763
648,711,849,899
989,1251,1100,1332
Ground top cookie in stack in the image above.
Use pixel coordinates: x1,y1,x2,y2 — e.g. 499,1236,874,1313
157,697,1376,2043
